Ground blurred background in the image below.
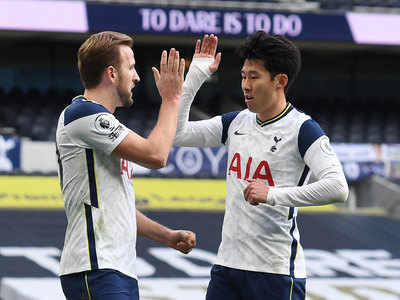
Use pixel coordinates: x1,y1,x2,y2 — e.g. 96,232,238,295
0,0,400,299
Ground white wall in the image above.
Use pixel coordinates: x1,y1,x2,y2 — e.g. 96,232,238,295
21,140,57,173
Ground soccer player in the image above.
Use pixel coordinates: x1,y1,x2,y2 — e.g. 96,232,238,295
174,32,349,300
55,31,196,300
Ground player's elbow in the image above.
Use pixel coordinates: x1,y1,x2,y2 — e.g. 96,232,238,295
153,157,168,169
330,177,349,203
145,154,168,169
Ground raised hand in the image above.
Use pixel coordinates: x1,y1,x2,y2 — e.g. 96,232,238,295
193,34,221,73
152,48,186,102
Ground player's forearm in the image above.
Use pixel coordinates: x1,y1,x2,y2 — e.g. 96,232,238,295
175,58,212,139
267,171,349,207
136,210,172,246
146,100,180,168
267,134,349,207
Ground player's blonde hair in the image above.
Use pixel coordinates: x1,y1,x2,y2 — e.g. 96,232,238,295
78,31,133,89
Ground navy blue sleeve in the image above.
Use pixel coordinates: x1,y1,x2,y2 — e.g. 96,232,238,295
64,98,109,126
298,119,325,158
221,111,241,144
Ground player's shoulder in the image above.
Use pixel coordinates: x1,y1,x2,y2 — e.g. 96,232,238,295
221,109,252,123
64,96,110,126
292,107,323,135
221,109,250,144
289,105,312,124
291,106,326,158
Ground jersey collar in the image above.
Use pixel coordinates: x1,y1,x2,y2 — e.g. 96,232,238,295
72,95,90,102
256,102,293,127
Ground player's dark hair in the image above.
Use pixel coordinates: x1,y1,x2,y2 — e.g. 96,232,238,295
78,31,133,89
237,31,301,92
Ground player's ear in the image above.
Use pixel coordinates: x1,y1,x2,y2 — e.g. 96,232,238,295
274,73,288,90
105,66,118,82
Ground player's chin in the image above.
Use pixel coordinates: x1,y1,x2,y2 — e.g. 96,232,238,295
245,102,256,112
124,97,134,107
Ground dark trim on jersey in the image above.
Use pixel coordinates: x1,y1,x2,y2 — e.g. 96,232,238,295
72,94,86,102
84,203,99,270
56,143,63,190
85,149,99,208
288,165,310,277
298,119,325,158
298,165,310,187
64,96,110,126
289,215,298,277
256,103,293,127
221,111,241,145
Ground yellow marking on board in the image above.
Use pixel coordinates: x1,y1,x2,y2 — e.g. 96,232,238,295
0,176,351,213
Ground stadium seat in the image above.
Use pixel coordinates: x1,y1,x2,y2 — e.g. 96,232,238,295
0,87,399,143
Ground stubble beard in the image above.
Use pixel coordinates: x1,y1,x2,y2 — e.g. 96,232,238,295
117,84,134,108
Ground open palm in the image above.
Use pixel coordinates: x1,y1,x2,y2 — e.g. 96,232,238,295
193,34,221,73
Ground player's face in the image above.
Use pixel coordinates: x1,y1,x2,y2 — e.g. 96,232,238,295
116,45,140,107
241,59,278,118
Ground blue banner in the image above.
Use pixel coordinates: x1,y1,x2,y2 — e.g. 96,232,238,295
133,147,228,178
342,161,386,182
86,4,354,41
0,135,21,171
2,1,400,45
133,145,392,181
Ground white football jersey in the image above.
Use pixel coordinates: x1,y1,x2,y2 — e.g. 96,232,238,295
175,58,347,278
56,96,138,279
216,104,310,277
175,103,347,278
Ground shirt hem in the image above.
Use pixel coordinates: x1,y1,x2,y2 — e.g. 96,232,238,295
214,259,307,279
59,265,138,280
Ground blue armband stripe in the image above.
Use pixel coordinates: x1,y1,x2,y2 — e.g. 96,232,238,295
64,97,110,126
298,119,325,158
221,111,241,145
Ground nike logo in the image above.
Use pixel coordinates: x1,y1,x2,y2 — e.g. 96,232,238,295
234,130,246,135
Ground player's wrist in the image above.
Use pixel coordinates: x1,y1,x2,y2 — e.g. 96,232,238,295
190,57,213,77
161,95,181,105
266,188,275,206
165,229,177,248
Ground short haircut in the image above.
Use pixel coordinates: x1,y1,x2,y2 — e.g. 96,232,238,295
237,31,301,92
78,31,133,89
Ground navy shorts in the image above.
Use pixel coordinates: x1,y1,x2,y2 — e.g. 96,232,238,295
206,264,306,300
60,269,139,300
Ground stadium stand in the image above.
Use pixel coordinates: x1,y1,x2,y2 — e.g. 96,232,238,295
1,88,399,143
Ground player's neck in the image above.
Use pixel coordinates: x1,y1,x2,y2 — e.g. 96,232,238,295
84,88,116,113
257,95,287,122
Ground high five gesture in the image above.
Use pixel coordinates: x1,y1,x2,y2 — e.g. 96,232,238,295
193,34,221,73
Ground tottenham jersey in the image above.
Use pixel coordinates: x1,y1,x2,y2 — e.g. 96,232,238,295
216,104,312,277
175,103,335,278
56,96,138,279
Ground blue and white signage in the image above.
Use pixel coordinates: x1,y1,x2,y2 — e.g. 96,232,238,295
0,135,21,172
87,4,353,41
1,1,400,45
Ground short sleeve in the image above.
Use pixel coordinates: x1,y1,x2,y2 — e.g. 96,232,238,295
221,111,241,145
64,100,129,154
298,119,325,159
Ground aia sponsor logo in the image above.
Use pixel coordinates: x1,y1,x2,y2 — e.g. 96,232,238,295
228,152,274,186
121,159,134,179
